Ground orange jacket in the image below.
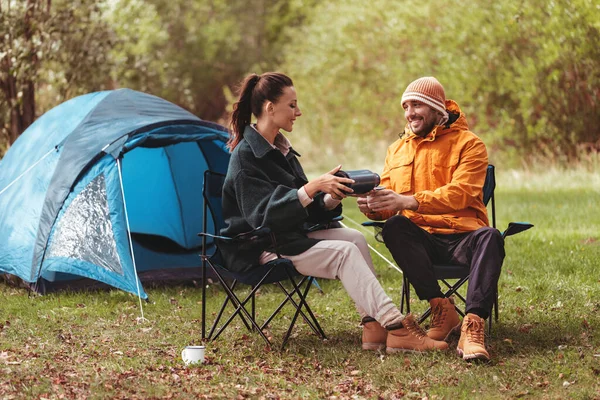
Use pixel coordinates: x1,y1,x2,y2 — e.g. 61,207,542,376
369,100,489,234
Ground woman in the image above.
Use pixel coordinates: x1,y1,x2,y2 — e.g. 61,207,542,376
220,72,447,353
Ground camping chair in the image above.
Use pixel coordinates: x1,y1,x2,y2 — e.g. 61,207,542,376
363,165,533,334
199,170,329,349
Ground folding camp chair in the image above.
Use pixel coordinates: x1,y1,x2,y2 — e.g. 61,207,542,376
363,165,533,334
199,170,328,349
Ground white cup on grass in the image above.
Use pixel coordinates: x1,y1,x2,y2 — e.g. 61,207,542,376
181,345,205,365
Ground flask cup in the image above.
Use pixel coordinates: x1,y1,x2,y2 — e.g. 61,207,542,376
334,169,381,194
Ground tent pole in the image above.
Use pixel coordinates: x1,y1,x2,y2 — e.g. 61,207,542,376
117,157,147,322
0,146,58,197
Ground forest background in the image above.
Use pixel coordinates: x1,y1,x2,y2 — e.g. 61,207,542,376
1,0,599,173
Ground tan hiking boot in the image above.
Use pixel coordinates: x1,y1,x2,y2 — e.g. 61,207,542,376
427,297,461,341
362,320,387,351
457,313,490,361
386,314,449,353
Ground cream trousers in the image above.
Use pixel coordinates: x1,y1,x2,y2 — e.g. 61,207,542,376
259,228,404,328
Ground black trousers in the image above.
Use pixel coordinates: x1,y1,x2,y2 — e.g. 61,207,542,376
382,215,505,319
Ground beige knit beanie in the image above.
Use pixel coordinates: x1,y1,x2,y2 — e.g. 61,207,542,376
401,77,447,115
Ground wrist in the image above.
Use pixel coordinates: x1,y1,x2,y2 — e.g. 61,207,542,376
304,181,317,199
406,195,419,211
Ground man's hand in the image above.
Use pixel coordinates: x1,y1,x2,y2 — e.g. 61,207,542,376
366,189,418,213
357,196,371,214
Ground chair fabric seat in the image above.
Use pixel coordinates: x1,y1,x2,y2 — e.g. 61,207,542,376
215,258,300,287
433,264,470,280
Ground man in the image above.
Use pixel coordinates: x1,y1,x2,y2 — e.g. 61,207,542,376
358,77,504,361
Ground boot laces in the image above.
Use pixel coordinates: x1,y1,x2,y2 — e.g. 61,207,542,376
404,317,427,339
466,318,485,345
430,304,447,329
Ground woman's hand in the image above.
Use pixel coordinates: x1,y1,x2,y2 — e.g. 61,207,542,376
304,165,354,200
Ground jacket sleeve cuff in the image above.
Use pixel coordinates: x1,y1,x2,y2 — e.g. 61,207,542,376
298,186,314,208
413,192,427,213
323,194,342,210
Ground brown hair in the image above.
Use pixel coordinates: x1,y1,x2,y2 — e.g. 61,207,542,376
228,72,294,150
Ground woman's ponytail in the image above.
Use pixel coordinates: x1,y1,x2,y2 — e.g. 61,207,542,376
227,72,294,151
228,74,260,150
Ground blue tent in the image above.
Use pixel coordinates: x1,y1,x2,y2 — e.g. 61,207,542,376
0,89,229,298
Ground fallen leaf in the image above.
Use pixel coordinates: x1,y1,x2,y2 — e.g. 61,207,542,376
514,306,523,315
518,324,533,333
582,319,590,329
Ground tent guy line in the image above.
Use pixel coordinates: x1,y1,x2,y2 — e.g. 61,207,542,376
339,217,403,274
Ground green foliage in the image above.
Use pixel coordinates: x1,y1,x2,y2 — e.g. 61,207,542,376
109,0,318,122
1,0,596,165
1,170,600,398
282,0,600,171
0,0,115,154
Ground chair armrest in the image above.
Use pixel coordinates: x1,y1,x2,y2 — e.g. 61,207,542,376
197,226,272,243
502,222,534,239
362,221,385,229
305,215,344,233
233,226,272,242
197,231,233,242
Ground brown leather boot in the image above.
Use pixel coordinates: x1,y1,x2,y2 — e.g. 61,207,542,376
386,314,449,353
457,313,490,361
427,297,461,341
362,319,387,351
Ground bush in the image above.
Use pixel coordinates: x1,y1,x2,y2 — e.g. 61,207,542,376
282,0,600,171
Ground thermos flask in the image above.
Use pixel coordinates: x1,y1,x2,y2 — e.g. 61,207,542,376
334,169,381,194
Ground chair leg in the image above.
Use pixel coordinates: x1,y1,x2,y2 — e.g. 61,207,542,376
208,279,252,339
260,276,313,330
488,287,499,336
292,276,326,339
201,257,207,340
207,261,273,347
494,290,499,322
272,276,326,340
252,291,256,332
281,275,326,349
401,276,411,314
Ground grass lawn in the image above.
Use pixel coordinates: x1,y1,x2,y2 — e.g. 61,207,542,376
1,169,599,399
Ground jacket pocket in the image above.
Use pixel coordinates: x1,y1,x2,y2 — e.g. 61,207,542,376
389,153,414,194
432,152,459,183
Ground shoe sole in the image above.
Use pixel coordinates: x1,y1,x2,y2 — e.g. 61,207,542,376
456,347,490,362
386,346,447,353
362,343,386,351
386,347,422,353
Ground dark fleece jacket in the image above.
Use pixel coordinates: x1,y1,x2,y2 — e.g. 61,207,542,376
219,125,342,272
